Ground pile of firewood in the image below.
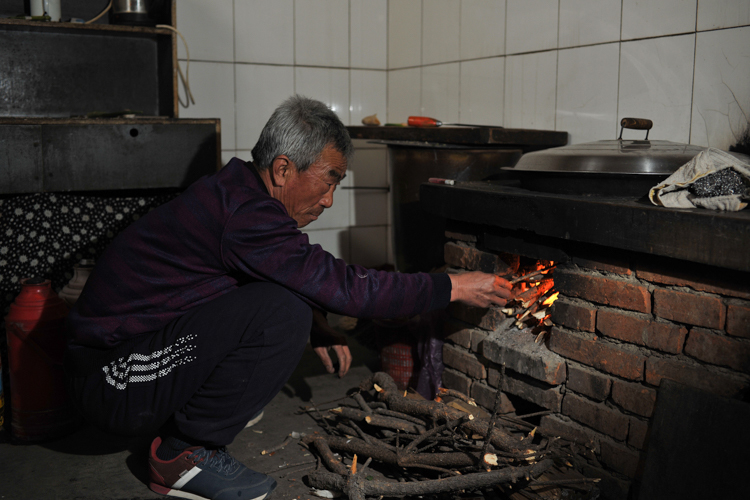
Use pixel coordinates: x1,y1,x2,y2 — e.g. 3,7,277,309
300,372,598,500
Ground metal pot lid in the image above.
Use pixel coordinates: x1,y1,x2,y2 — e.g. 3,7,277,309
509,118,748,175
511,139,710,175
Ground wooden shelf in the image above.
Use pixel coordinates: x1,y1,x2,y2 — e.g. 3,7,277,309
0,16,177,119
0,1,221,195
0,117,207,126
0,17,174,37
1,117,221,194
347,126,568,151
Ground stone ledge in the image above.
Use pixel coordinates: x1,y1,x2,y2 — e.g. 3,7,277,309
481,330,567,385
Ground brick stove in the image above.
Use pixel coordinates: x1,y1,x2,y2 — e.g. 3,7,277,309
420,181,750,500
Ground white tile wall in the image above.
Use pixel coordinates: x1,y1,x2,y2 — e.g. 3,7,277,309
504,51,557,130
350,70,387,127
221,150,237,168
459,57,504,126
351,191,389,227
294,0,350,67
387,68,422,123
506,0,559,54
349,148,389,187
388,0,422,69
421,63,460,123
295,67,351,124
460,0,506,60
180,61,237,150
697,0,750,30
176,0,234,62
347,142,391,235
234,0,294,65
621,0,698,40
350,0,388,69
350,226,389,267
691,27,750,150
235,150,253,163
380,0,748,154
556,43,620,144
618,35,696,143
422,0,461,65
558,0,622,48
303,228,350,261
235,64,295,150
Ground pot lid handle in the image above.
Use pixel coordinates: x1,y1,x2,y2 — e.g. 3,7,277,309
619,118,653,140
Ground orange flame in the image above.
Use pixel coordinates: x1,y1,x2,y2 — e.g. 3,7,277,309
542,292,560,307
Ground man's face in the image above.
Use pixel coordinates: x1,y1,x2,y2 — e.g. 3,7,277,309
282,145,347,228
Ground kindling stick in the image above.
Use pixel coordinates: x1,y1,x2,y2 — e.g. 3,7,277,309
261,435,293,455
480,366,508,470
509,266,557,285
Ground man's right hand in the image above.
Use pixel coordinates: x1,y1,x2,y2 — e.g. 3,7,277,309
448,272,514,308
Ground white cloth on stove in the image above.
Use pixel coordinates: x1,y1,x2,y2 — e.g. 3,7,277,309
649,147,750,211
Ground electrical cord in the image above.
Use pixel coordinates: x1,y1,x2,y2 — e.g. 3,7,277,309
85,0,112,24
156,24,196,109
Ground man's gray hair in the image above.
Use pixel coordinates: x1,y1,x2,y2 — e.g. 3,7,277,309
252,95,353,172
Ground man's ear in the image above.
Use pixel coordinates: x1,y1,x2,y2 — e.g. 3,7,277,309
270,155,292,187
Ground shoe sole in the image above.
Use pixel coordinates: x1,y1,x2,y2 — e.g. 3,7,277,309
150,481,274,500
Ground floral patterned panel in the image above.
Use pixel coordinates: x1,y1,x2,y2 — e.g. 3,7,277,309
1,191,178,318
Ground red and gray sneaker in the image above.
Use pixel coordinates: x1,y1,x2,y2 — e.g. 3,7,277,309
148,437,277,500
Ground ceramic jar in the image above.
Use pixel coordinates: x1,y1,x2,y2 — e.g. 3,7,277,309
58,259,95,307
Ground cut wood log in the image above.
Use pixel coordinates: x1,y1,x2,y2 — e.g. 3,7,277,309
361,372,539,454
302,372,598,500
307,460,555,498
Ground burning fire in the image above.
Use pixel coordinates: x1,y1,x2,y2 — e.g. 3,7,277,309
542,292,559,307
502,261,559,339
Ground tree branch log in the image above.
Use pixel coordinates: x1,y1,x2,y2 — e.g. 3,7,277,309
362,372,538,454
333,406,426,434
307,459,554,497
303,434,484,469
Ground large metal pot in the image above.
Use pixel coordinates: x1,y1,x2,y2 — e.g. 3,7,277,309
506,118,750,196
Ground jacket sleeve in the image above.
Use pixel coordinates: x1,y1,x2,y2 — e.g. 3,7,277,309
220,198,451,318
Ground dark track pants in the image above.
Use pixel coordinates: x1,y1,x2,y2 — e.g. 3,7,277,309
66,282,312,446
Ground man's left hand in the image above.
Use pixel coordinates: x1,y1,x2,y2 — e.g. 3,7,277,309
310,309,352,377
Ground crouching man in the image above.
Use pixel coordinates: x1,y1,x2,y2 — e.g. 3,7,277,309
65,95,513,500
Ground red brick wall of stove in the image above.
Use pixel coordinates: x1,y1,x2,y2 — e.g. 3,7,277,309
440,235,750,500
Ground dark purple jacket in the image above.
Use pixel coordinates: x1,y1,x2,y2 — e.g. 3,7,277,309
67,158,451,349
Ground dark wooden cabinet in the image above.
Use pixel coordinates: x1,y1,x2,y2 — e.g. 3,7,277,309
2,117,221,193
0,19,177,118
1,1,220,194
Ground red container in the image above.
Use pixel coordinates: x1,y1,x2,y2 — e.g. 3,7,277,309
379,341,417,392
5,277,77,441
374,318,419,392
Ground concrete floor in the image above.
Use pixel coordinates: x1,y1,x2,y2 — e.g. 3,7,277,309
0,322,381,500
